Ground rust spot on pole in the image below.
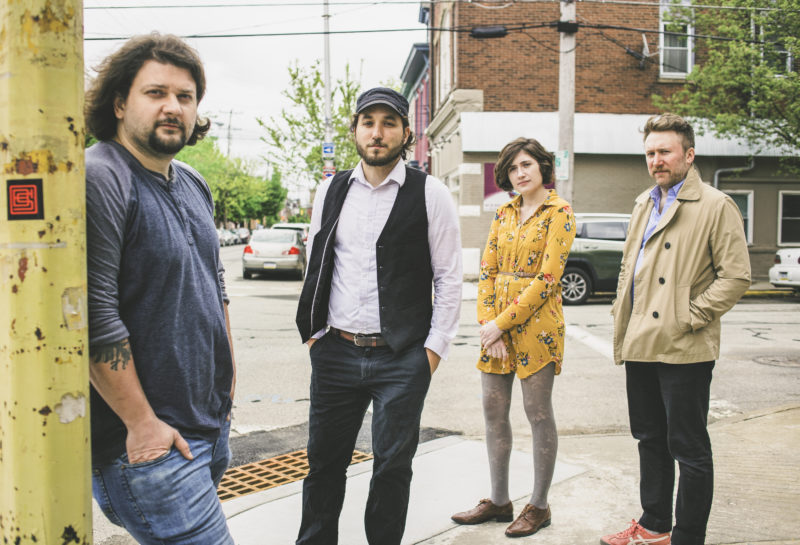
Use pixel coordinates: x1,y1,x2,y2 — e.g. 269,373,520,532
38,406,52,416
35,327,45,340
17,257,28,282
15,157,36,175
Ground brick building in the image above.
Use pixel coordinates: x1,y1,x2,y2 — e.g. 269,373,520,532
410,1,799,280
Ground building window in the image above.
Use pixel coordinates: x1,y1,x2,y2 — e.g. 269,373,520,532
659,1,693,78
437,9,452,106
778,191,800,245
725,190,753,244
755,23,795,74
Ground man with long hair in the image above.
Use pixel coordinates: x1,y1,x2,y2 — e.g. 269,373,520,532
85,33,235,544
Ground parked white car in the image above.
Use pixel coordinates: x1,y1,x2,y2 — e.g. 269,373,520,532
768,248,800,293
271,222,310,243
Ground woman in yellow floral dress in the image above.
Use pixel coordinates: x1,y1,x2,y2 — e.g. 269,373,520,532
451,137,576,538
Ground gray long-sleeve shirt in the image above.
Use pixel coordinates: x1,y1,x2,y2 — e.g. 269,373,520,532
86,140,233,464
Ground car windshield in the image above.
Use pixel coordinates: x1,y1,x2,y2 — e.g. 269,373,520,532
577,221,628,241
252,230,296,243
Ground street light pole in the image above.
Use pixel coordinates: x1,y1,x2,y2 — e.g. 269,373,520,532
322,0,335,180
557,0,577,204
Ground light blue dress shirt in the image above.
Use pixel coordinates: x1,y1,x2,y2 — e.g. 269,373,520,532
632,180,684,299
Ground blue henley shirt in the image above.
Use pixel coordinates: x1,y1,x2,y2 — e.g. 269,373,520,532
86,140,233,465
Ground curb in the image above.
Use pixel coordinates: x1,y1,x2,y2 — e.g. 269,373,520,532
743,289,796,297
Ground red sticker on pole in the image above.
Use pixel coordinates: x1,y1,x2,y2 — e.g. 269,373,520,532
7,179,44,220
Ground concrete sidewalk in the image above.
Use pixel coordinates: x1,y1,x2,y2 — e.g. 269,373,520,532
220,405,800,545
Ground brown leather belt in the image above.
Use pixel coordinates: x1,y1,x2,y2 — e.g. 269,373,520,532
329,327,388,347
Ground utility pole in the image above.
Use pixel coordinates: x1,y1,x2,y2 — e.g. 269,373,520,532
321,0,336,181
1,1,91,544
557,0,577,204
226,109,234,156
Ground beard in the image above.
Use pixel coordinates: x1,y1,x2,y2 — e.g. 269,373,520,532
651,163,690,188
148,120,189,155
357,139,404,167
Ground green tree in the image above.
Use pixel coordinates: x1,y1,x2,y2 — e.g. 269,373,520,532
654,0,799,171
258,60,361,190
176,138,286,225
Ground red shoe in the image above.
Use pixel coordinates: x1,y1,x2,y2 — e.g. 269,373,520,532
600,519,670,545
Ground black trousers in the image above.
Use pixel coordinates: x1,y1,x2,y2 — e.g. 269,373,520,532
296,332,432,545
625,361,715,545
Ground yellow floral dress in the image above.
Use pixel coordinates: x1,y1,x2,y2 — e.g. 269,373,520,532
477,190,576,378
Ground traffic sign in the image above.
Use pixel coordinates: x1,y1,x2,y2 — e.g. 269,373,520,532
322,142,335,158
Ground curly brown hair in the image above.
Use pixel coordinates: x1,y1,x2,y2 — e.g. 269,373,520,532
493,137,555,191
85,33,210,145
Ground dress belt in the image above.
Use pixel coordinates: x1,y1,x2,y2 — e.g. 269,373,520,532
329,327,388,347
497,271,538,278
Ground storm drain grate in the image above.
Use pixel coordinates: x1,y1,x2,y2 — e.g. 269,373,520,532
218,449,373,501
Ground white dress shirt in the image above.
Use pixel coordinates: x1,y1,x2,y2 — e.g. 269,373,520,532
308,159,462,360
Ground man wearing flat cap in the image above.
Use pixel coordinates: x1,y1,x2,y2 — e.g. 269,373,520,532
295,87,462,545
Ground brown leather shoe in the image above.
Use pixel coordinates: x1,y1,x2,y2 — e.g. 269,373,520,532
504,504,551,538
451,499,514,525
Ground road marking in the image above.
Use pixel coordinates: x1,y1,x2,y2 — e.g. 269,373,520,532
566,324,614,362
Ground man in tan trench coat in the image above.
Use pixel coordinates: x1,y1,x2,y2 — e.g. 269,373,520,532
601,114,751,545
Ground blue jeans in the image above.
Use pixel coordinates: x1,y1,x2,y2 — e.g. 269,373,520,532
92,420,234,545
626,361,715,545
296,332,432,545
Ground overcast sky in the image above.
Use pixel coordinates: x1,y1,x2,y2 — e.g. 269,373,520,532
83,1,429,174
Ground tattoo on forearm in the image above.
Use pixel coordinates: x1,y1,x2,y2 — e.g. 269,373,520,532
90,339,132,371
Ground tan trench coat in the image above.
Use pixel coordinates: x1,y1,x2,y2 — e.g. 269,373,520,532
612,166,751,365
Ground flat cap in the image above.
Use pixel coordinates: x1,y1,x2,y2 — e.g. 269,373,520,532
355,87,409,117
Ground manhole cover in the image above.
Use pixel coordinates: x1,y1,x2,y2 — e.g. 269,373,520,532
217,449,372,501
753,355,800,368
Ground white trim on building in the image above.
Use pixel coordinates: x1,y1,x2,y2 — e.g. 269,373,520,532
459,112,793,157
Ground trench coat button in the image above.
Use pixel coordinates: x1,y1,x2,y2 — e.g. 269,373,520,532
665,242,671,249
653,311,659,318
659,277,665,284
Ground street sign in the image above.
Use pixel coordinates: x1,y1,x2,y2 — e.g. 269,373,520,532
322,142,334,159
322,166,336,178
555,150,569,181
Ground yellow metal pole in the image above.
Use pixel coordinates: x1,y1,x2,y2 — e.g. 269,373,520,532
0,2,90,544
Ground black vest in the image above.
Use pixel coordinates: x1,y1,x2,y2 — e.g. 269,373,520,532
295,166,433,352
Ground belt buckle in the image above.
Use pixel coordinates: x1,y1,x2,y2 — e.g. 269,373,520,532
352,333,369,347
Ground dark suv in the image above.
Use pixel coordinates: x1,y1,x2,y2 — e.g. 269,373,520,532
562,213,630,305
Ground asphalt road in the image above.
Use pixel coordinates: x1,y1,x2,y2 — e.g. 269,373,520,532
219,243,800,465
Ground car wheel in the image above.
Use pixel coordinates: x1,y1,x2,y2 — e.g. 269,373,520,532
562,267,592,305
243,269,252,280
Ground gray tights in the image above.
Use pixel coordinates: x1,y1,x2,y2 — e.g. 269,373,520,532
481,363,557,509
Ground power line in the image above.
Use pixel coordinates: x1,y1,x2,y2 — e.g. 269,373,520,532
84,22,551,41
84,0,800,12
85,26,427,40
576,0,799,12
83,19,789,46
85,1,426,8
